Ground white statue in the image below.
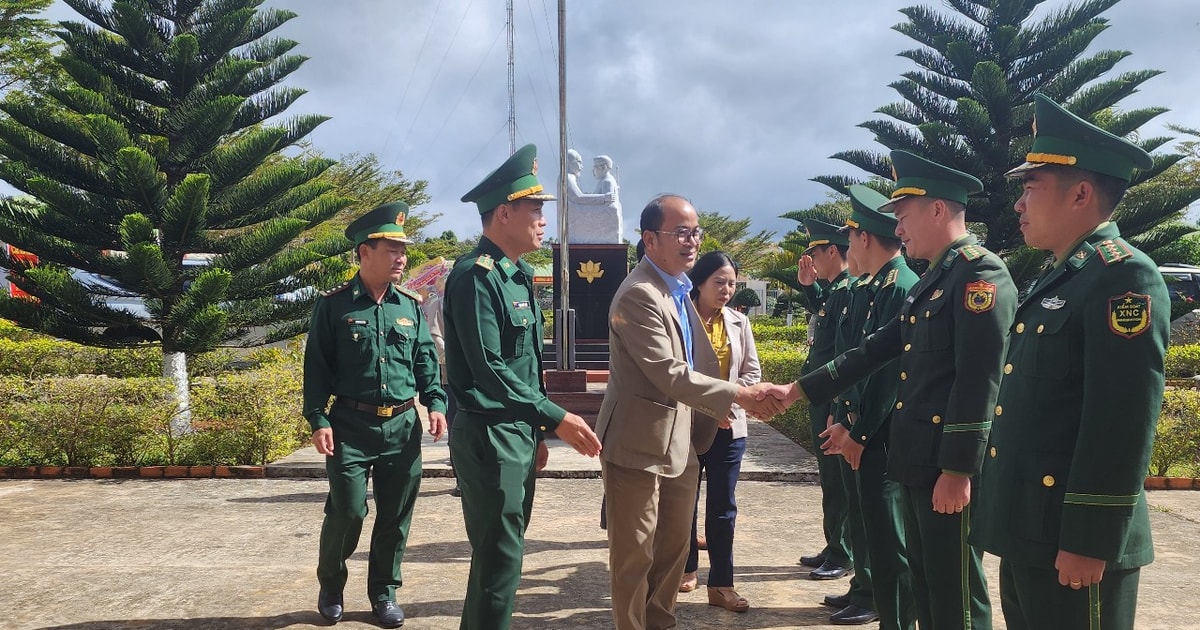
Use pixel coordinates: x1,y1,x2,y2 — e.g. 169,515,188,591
561,149,622,243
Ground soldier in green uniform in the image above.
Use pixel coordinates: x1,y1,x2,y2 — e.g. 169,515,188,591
445,144,602,630
795,218,854,586
303,201,449,628
768,151,1017,629
821,185,920,628
971,94,1169,630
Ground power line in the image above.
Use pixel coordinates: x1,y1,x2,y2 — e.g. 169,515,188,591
399,0,481,155
379,0,445,159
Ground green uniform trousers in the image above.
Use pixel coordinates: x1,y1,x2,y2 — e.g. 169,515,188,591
855,439,916,630
899,483,991,630
451,413,539,630
837,451,874,609
809,402,852,568
318,407,423,603
1000,560,1139,630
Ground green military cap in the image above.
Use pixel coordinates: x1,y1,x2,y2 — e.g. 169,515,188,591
1005,93,1153,182
345,201,414,246
461,143,556,214
841,184,897,238
802,218,849,253
881,150,984,211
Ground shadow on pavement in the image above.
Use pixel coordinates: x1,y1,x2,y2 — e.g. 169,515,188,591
34,611,318,629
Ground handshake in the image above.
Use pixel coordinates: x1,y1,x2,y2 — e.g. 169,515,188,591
733,382,806,419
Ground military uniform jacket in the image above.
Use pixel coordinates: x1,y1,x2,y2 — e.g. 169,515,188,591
303,274,447,431
972,222,1168,570
801,272,852,423
799,236,1017,487
838,257,920,446
443,236,567,433
831,274,873,425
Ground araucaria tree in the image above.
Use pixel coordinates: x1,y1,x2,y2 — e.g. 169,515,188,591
815,0,1200,284
0,0,354,433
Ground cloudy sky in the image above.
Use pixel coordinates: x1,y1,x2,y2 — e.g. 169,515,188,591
28,0,1200,241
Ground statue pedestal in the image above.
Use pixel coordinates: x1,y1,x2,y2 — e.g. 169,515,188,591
552,243,629,342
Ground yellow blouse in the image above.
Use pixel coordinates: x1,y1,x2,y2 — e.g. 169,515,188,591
702,312,731,381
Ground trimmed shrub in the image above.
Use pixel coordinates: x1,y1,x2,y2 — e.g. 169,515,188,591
1150,389,1200,477
1165,345,1200,379
186,362,308,465
757,346,812,451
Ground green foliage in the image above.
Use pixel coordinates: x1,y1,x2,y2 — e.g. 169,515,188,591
0,0,62,93
0,376,178,466
757,346,812,451
816,1,1200,272
1149,388,1200,477
0,0,355,353
1165,344,1200,378
731,287,761,310
750,319,808,345
186,362,306,465
696,210,776,275
0,335,240,378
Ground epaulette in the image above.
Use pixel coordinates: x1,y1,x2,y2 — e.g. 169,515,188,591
474,254,495,271
959,244,985,261
882,268,899,288
396,285,423,303
320,281,350,297
1096,239,1134,266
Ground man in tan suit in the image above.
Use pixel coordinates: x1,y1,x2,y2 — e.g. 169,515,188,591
598,194,783,630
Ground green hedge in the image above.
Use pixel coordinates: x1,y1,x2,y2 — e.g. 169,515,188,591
1150,389,1200,477
0,337,242,378
757,346,812,451
1166,345,1200,379
0,365,307,467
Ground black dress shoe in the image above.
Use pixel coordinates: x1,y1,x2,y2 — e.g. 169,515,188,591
449,486,462,497
372,600,405,628
317,590,343,623
830,604,879,625
822,592,852,608
799,552,827,568
809,560,853,580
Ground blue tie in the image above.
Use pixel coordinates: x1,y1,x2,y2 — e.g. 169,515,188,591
672,289,694,368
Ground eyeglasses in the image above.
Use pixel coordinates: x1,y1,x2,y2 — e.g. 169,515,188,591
654,227,705,243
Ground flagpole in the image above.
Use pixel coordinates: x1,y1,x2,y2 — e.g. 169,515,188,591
555,0,574,370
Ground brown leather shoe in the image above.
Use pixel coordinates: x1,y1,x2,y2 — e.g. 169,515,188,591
707,586,749,613
679,571,699,593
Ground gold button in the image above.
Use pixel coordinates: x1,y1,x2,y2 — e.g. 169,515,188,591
381,384,387,389
909,315,916,323
990,446,997,458
844,400,851,407
1016,322,1025,333
539,425,547,431
1037,324,1045,334
895,401,904,410
861,435,868,441
925,310,931,318
995,405,1003,416
1004,363,1013,375
1042,475,1055,487
932,415,942,424
900,371,907,381
904,343,912,351
523,318,529,325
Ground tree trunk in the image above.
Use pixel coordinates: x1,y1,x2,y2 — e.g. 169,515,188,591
164,350,192,435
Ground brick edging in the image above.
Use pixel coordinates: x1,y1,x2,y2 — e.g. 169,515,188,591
0,465,265,480
1144,476,1200,490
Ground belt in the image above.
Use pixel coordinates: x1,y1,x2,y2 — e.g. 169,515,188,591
335,396,415,418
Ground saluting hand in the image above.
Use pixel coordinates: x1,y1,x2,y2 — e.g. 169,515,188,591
555,412,602,457
312,427,335,456
428,411,447,442
797,255,817,286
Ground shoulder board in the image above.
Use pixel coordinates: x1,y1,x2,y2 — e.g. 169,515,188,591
395,285,423,303
832,278,849,290
474,254,495,271
958,244,985,261
320,281,350,297
882,268,899,288
1096,239,1134,266
855,275,872,288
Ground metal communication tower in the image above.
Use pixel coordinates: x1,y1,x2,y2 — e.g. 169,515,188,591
506,0,516,154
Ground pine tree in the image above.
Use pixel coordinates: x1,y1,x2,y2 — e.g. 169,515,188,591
814,0,1200,286
0,0,356,433
0,0,62,94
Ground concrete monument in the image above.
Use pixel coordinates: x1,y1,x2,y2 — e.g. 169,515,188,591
561,149,622,243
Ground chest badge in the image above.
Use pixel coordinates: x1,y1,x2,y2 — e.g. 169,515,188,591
964,280,997,313
1108,292,1151,338
396,317,413,327
1041,296,1066,310
930,289,944,301
512,300,530,310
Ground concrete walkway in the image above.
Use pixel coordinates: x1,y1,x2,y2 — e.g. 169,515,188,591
3,419,1200,629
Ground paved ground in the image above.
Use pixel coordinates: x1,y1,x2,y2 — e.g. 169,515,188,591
3,419,1200,630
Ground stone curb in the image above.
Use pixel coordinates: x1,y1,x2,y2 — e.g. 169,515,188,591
0,465,265,480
